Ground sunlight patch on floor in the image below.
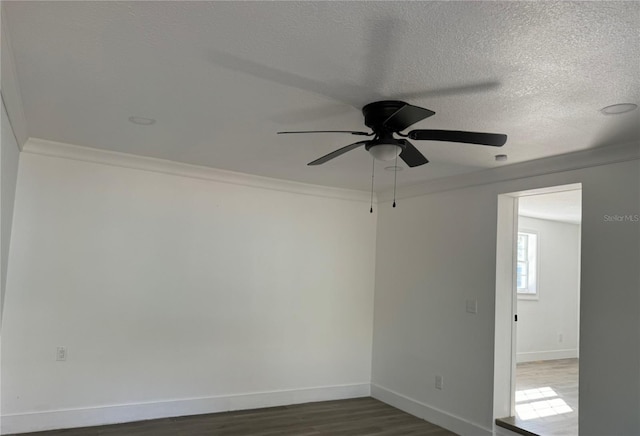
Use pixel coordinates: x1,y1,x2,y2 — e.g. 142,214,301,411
515,387,573,420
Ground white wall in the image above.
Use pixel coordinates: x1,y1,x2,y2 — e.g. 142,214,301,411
0,98,20,323
516,216,580,363
1,8,30,147
372,157,639,436
2,140,638,436
0,148,376,434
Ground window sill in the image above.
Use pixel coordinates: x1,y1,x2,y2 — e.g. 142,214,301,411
517,293,539,301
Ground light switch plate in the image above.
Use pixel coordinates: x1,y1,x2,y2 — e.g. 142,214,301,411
435,375,443,390
466,299,477,314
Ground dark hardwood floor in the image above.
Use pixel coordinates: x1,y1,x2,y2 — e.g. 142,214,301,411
12,397,457,436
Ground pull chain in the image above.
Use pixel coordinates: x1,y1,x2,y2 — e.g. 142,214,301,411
392,153,398,208
370,157,375,213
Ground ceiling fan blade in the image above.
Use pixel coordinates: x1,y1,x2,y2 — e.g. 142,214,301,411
208,49,361,108
278,130,372,136
398,140,429,167
408,129,507,147
383,104,436,132
394,80,500,100
269,103,354,125
308,140,369,166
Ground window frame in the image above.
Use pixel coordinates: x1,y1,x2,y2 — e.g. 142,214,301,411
516,229,539,300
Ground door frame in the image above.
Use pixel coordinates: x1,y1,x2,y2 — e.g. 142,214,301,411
493,183,582,421
493,193,519,419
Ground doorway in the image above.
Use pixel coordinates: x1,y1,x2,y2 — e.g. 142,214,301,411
494,184,582,436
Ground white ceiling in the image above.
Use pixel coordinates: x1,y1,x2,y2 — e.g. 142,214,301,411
519,189,582,224
3,1,639,191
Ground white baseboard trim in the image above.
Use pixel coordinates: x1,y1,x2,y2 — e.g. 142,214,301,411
516,349,578,363
371,383,492,436
1,383,370,435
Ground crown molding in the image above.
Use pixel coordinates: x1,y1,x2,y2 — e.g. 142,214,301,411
1,10,29,148
378,142,640,203
20,137,639,205
22,138,374,203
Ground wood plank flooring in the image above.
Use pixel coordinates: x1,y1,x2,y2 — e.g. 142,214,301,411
11,397,457,436
498,358,578,436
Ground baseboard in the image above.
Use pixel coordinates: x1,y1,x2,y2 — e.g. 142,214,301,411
516,349,578,363
370,383,492,436
1,383,370,435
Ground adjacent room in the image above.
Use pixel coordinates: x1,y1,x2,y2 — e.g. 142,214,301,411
496,187,582,436
1,2,638,436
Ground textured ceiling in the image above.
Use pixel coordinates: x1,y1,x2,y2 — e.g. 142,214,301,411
3,1,639,191
519,189,582,224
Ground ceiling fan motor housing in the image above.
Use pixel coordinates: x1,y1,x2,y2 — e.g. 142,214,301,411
362,100,409,132
362,101,412,161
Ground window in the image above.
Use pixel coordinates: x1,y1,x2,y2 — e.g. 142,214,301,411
517,230,538,298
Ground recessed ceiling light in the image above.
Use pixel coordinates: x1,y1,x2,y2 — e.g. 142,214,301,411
495,154,508,162
600,103,637,115
128,116,156,125
384,165,403,172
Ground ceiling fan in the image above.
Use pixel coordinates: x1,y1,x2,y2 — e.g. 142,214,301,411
278,100,507,167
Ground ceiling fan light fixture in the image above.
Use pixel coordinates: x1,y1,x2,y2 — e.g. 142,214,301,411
368,144,402,161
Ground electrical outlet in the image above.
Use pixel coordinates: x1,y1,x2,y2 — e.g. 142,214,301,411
56,346,67,361
435,375,443,390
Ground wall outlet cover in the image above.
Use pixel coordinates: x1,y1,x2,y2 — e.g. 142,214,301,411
56,346,67,361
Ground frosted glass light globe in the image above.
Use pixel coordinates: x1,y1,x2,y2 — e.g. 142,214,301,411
368,144,402,161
